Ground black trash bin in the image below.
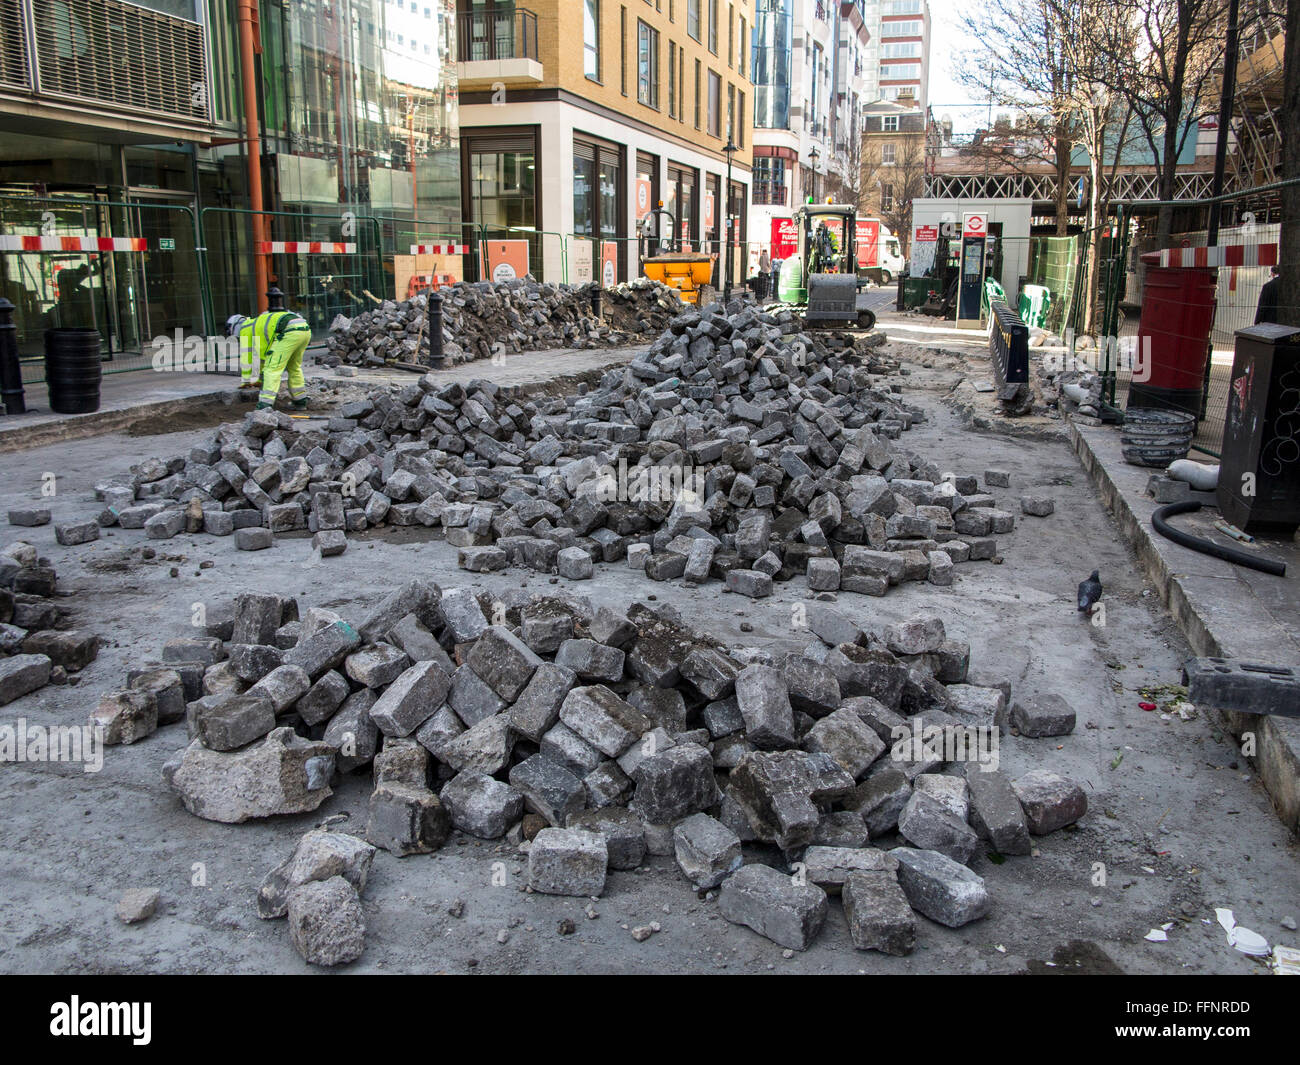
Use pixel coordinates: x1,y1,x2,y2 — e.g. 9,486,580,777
44,328,103,414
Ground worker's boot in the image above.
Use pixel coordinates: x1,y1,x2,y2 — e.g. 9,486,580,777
292,398,309,411
255,402,273,411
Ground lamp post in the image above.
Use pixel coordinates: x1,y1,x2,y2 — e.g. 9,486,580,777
808,147,820,202
722,138,737,305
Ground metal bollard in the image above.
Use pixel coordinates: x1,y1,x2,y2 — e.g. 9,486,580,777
0,298,26,415
428,291,444,364
590,286,602,319
266,286,286,311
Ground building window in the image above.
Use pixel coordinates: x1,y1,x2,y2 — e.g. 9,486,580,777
688,0,700,40
694,59,702,127
882,19,922,35
585,0,601,80
881,183,894,210
707,69,721,137
708,0,718,53
881,41,921,58
882,142,896,164
637,21,660,108
679,53,685,122
669,42,677,118
883,115,899,132
753,157,785,205
738,15,746,77
727,5,734,67
669,0,674,20
737,90,745,146
620,7,628,94
727,82,735,141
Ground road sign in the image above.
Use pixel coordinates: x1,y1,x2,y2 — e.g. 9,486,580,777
962,213,987,238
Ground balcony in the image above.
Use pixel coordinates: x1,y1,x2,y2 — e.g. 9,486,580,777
456,8,543,91
0,0,212,140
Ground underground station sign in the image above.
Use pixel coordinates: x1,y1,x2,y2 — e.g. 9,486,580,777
963,213,987,238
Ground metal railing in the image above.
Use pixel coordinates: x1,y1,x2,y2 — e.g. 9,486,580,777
456,7,539,63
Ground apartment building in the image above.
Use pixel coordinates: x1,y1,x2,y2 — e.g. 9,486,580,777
0,0,459,359
748,0,870,254
859,97,926,251
456,0,753,286
860,0,929,111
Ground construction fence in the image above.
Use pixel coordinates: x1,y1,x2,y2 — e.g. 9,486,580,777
0,194,785,385
1005,187,1294,459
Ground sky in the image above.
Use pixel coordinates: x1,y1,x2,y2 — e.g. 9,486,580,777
926,0,999,138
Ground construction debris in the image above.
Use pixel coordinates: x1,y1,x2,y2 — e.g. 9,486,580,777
0,539,99,706
111,579,1090,963
73,301,1019,601
323,278,688,369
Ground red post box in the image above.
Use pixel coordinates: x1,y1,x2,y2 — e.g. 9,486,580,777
1128,260,1219,418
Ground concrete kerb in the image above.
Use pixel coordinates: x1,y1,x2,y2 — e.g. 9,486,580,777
1065,415,1300,835
0,385,254,455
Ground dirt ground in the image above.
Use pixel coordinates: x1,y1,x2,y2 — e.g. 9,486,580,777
1,312,1296,975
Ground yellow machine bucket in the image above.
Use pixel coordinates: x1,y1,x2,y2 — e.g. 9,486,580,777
642,252,714,304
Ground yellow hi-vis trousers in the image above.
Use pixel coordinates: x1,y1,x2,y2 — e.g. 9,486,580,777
258,326,310,407
237,323,261,384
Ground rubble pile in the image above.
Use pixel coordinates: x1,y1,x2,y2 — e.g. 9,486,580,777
115,582,1082,963
0,518,100,707
322,277,687,369
79,302,1022,600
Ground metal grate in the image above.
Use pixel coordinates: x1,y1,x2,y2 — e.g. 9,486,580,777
31,0,207,122
0,0,29,90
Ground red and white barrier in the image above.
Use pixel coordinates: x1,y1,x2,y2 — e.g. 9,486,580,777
257,241,356,254
409,244,468,255
1143,243,1278,269
0,235,148,252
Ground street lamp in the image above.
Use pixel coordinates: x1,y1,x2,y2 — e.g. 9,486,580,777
808,147,820,202
722,138,738,305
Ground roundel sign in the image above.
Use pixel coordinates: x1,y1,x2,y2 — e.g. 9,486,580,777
962,212,987,238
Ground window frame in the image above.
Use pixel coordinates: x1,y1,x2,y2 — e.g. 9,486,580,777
637,19,660,110
584,0,602,82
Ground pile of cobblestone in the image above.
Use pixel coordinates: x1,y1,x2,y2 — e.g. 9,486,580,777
0,516,101,707
104,582,1083,964
322,277,687,369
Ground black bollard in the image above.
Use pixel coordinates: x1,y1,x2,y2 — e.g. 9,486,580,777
266,286,286,311
590,286,602,319
0,298,26,415
428,291,444,364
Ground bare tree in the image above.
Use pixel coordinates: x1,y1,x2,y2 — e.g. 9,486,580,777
882,137,926,254
958,0,1080,234
1095,0,1227,245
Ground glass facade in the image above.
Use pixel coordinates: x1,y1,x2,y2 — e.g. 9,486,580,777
0,0,461,366
750,0,791,130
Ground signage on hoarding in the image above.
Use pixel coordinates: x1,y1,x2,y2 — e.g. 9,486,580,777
962,213,987,238
600,241,618,287
770,217,798,259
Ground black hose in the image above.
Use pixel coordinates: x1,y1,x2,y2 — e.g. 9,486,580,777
1151,501,1287,576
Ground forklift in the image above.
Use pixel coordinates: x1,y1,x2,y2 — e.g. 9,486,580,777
773,201,877,330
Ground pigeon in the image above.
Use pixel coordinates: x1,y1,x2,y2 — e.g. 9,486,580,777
1077,570,1103,613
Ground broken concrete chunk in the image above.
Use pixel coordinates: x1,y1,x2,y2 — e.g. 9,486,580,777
164,728,335,823
287,876,366,967
258,830,376,919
